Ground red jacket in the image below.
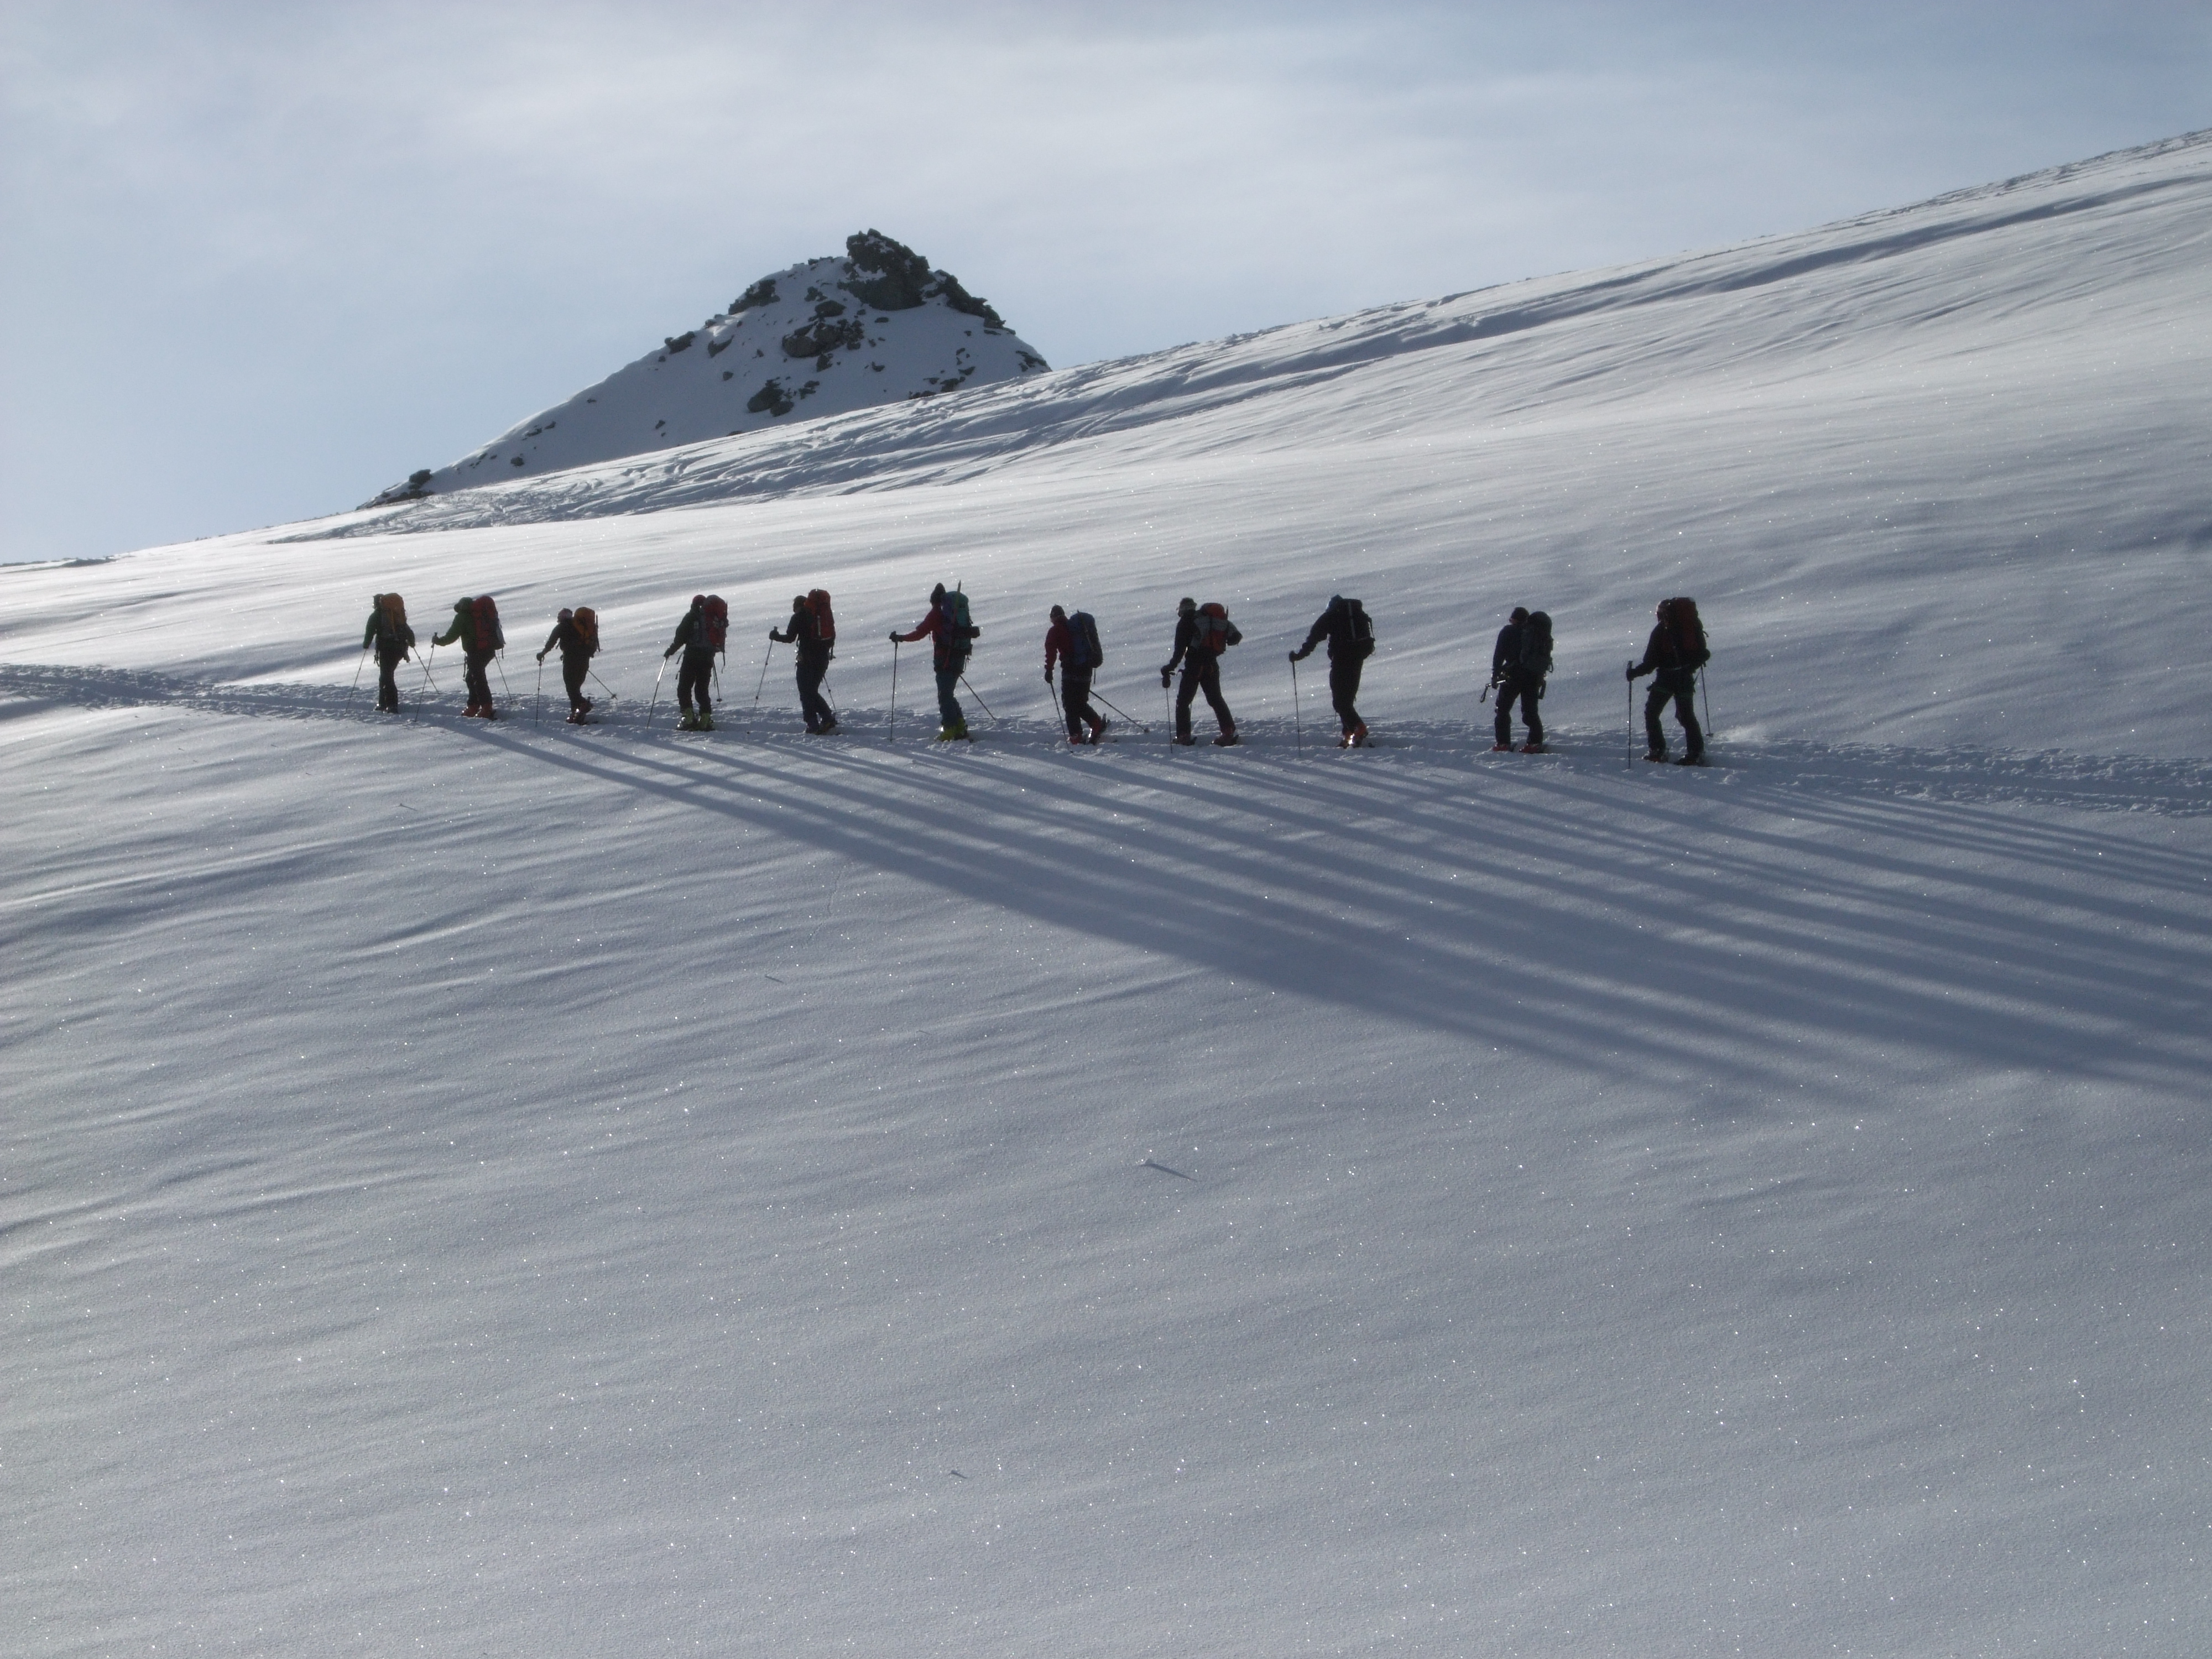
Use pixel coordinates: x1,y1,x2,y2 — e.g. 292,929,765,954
1044,618,1074,675
896,601,966,671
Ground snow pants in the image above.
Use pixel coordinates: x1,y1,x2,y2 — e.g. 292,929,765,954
463,650,494,711
375,643,406,712
1328,656,1365,736
561,653,589,714
1644,667,1702,758
795,654,834,731
1495,669,1542,747
1175,655,1233,739
1060,667,1100,739
933,662,966,732
677,647,714,714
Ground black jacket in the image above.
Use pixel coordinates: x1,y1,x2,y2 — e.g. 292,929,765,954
1631,620,1708,678
541,617,593,659
1295,599,1364,664
770,607,831,667
1491,624,1522,681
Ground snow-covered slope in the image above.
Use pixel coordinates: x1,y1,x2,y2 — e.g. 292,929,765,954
366,231,1047,505
6,133,2211,1657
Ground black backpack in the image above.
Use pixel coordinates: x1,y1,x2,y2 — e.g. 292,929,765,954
1068,610,1104,670
1338,597,1376,659
1520,611,1553,677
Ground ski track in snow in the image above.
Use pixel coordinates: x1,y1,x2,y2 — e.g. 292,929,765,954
6,131,2212,1657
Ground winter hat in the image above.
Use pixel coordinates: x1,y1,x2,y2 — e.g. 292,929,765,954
1049,604,1066,622
1177,596,1196,614
931,582,947,603
1510,606,1529,623
559,608,573,621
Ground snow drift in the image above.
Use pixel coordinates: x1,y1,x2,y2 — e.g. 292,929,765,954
4,131,2210,1657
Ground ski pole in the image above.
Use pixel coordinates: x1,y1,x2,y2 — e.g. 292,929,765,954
1626,660,1636,770
1701,668,1714,743
750,639,774,734
351,646,369,705
1090,690,1151,733
647,655,668,727
534,655,545,726
588,666,620,703
419,643,439,699
888,639,899,742
495,654,513,713
1163,677,1173,741
1288,655,1303,756
960,675,1001,726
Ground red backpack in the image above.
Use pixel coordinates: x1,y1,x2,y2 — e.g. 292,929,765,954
572,607,599,655
701,595,729,651
1193,602,1241,655
806,589,836,645
471,594,504,652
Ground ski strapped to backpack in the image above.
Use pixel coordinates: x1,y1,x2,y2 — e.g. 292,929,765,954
1068,609,1104,670
1660,597,1710,667
470,594,504,653
1194,602,1242,655
806,589,836,648
572,607,599,655
701,595,729,653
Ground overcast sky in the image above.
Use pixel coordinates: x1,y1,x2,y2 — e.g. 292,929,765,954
3,1,2206,562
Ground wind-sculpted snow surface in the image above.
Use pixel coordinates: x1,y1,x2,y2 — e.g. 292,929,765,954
6,132,2212,1656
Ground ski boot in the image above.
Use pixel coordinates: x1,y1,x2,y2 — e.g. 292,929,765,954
696,710,716,731
1087,715,1109,743
1643,749,1670,763
1674,753,1709,767
817,717,838,735
1212,728,1240,747
1520,740,1546,754
1489,742,1515,753
677,709,701,731
1345,723,1369,748
1171,733,1197,747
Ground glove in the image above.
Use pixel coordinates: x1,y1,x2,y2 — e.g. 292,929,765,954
1044,669,1054,684
1160,667,1172,689
768,629,777,641
888,631,900,643
1624,664,1639,681
1287,649,1301,663
535,650,546,662
665,646,677,659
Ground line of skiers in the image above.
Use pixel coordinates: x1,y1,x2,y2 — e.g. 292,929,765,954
359,586,1710,760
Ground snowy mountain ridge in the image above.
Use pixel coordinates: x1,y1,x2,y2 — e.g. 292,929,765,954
336,126,2212,536
364,229,1048,507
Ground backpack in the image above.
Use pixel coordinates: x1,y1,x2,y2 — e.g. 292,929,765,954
471,594,503,653
806,589,835,646
1520,610,1553,677
1338,597,1375,660
942,589,978,653
1194,602,1240,655
701,595,729,652
572,607,599,655
1067,609,1104,670
374,592,408,643
1661,597,1709,668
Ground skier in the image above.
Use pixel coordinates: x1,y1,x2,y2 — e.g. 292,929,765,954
1160,596,1240,747
1288,593,1375,747
432,595,503,719
1627,596,1709,765
361,592,415,714
1490,605,1552,753
768,592,837,734
535,607,599,723
1044,604,1107,744
662,594,726,731
890,582,979,741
